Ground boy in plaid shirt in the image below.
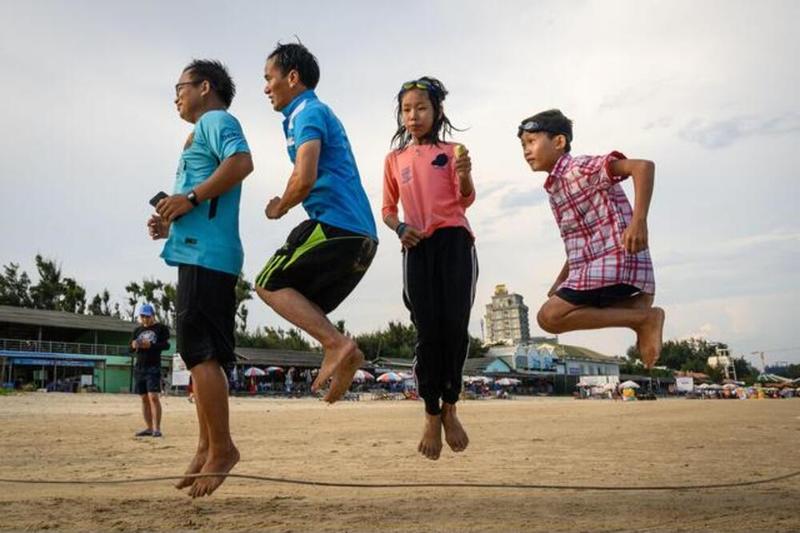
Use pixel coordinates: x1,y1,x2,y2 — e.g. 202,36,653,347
518,109,664,367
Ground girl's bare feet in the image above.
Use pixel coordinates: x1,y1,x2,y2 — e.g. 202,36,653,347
418,413,443,460
441,402,469,452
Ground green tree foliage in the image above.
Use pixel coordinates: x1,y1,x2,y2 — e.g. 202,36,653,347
0,263,33,307
626,338,759,383
236,326,315,351
124,278,176,325
234,275,253,334
354,321,487,360
765,363,800,380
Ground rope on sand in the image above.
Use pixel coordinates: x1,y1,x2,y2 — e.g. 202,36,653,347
0,469,798,491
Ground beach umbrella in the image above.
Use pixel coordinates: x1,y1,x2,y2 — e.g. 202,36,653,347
469,376,494,384
376,372,403,383
353,369,375,382
244,367,266,377
398,371,414,380
620,380,640,389
265,366,283,374
496,377,521,387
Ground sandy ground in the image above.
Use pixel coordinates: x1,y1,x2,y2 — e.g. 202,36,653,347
0,392,798,532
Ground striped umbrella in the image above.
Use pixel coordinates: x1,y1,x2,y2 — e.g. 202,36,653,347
354,369,375,382
376,372,403,383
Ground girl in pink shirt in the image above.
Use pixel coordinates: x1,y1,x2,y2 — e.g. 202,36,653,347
382,77,478,461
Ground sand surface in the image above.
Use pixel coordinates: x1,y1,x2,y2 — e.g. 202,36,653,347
0,392,798,532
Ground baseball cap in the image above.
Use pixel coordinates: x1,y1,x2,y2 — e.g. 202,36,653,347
139,303,155,317
517,109,573,141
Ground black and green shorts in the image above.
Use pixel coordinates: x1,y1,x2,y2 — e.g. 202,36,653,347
256,220,377,314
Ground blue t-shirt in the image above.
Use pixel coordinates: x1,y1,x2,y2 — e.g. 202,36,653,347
282,90,377,240
161,110,250,275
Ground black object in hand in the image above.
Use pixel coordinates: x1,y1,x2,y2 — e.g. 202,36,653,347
149,191,168,208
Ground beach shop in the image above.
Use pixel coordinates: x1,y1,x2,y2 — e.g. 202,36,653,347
0,305,173,392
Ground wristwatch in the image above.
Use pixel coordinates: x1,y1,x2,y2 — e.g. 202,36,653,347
186,190,199,207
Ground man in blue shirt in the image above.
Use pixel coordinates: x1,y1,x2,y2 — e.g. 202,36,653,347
256,43,378,404
148,59,253,499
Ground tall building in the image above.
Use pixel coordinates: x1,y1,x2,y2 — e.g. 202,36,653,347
483,284,530,345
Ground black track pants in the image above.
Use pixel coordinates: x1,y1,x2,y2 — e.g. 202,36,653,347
403,227,478,415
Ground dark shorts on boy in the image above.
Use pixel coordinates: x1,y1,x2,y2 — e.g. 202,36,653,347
133,366,162,395
556,283,642,308
176,264,238,370
255,219,377,314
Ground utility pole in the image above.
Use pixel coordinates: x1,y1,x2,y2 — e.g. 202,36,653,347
751,351,766,372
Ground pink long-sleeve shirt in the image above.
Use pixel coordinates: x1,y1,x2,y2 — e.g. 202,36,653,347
382,142,475,237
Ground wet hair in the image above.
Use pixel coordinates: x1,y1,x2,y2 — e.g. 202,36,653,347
517,108,573,153
391,76,462,150
183,59,236,109
267,42,320,89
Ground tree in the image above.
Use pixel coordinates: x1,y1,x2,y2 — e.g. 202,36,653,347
628,338,728,372
124,278,176,326
234,275,253,334
353,321,487,361
0,263,33,307
236,326,315,351
22,255,87,313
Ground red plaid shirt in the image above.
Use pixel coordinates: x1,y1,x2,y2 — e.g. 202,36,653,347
545,152,655,294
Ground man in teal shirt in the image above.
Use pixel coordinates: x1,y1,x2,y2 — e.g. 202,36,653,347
148,59,253,499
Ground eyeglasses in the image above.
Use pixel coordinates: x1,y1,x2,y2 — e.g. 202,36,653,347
174,80,203,97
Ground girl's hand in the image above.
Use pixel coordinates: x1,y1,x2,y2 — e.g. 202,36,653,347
454,145,471,180
399,225,425,249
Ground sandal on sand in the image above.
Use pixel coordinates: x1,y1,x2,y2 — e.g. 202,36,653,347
135,429,153,437
152,430,163,437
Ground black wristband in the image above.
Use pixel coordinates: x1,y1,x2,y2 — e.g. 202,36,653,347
395,222,407,238
186,190,199,207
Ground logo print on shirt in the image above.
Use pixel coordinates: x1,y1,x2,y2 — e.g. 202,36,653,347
401,167,412,184
431,153,448,167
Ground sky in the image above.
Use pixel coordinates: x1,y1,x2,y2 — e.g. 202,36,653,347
1,0,798,368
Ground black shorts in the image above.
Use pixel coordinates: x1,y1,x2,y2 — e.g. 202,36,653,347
134,366,162,395
556,284,642,308
176,265,238,370
255,220,377,314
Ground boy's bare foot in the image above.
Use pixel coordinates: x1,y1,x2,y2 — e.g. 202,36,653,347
175,449,207,489
418,413,443,461
312,337,357,393
441,403,469,453
637,307,665,368
324,348,364,403
188,445,240,498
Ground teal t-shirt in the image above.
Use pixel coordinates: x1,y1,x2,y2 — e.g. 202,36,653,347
161,110,250,275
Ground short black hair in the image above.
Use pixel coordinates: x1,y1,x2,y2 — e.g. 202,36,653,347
518,109,573,153
391,76,462,149
183,59,236,108
267,42,320,89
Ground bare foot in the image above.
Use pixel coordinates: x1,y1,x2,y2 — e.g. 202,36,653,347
418,413,443,461
188,445,240,498
324,348,364,403
441,403,469,453
637,307,665,368
312,337,357,393
175,449,207,489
